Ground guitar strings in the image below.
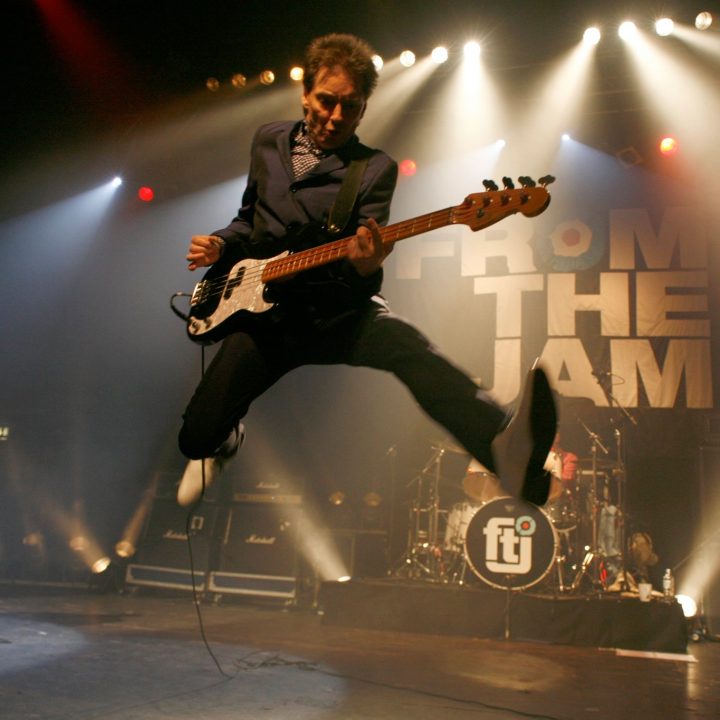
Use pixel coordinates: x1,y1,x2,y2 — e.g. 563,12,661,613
191,194,533,304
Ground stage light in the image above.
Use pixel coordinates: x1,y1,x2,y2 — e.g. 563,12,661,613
583,27,601,46
137,186,154,202
655,18,675,37
91,557,111,574
676,594,698,619
463,41,481,60
259,70,275,85
400,50,416,68
659,136,679,156
399,158,417,176
618,21,638,42
205,77,220,92
114,540,136,558
337,575,352,583
696,12,713,30
289,66,303,82
431,46,449,64
372,54,384,71
23,532,44,548
328,490,346,506
69,535,88,552
496,139,506,148
562,133,571,141
231,73,247,88
110,176,122,188
363,491,382,508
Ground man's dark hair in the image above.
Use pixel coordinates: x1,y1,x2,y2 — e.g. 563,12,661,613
303,33,379,99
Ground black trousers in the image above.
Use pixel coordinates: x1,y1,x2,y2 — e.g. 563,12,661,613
178,300,506,469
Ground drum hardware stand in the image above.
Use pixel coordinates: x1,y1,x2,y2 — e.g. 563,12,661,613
597,371,637,593
391,444,448,581
572,421,611,594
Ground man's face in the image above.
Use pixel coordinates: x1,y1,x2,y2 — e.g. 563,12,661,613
302,65,366,151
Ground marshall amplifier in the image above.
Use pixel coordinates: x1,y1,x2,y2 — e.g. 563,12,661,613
125,498,221,592
208,500,301,599
231,472,304,506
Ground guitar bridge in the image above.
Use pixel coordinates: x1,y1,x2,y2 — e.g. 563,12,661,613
190,280,209,307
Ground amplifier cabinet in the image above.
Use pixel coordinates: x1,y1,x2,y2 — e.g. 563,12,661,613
125,498,220,592
208,500,301,599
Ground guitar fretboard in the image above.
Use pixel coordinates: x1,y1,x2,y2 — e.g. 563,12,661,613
260,207,456,282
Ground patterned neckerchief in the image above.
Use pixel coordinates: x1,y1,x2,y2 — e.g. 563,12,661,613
290,121,328,178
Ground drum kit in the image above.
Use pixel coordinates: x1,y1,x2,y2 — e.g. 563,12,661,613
392,436,628,595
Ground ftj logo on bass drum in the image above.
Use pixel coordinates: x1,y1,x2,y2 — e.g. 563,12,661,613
483,515,538,574
464,498,558,590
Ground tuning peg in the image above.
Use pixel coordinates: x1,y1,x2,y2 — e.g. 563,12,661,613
538,175,556,187
518,176,536,188
502,176,515,189
483,179,499,191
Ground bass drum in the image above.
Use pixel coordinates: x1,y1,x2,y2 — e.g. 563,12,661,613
464,497,558,590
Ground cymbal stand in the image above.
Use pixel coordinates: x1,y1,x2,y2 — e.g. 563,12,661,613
391,445,446,580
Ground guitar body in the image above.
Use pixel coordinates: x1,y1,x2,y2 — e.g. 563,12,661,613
187,254,283,343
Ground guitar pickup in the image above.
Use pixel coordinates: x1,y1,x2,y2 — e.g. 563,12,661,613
223,266,246,300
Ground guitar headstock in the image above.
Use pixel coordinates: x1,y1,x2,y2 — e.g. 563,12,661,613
453,175,555,232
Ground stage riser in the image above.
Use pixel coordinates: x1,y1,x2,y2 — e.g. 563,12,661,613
319,580,688,654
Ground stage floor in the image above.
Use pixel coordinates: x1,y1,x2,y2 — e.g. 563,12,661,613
1,585,719,720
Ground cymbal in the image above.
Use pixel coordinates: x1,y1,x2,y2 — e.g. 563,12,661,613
431,439,467,455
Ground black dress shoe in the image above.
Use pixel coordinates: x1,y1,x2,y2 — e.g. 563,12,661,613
490,363,557,506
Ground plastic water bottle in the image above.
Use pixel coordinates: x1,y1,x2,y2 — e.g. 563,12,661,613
662,568,675,600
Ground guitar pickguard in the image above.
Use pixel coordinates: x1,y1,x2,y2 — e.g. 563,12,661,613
187,254,287,342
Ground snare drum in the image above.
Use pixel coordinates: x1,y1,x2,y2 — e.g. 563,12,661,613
464,497,558,590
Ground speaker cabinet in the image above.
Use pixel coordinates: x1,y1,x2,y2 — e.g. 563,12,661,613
126,498,220,592
328,529,388,579
208,501,301,599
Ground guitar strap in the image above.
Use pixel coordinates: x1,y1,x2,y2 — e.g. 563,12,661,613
326,157,369,236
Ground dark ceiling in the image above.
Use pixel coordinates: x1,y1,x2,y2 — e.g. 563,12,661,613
6,1,713,148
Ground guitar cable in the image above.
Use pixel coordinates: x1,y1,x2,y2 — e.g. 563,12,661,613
182,337,235,679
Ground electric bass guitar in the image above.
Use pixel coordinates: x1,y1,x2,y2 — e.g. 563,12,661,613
182,176,554,344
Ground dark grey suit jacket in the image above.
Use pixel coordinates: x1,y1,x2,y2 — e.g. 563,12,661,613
211,120,398,306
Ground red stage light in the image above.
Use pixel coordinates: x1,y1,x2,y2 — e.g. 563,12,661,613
659,136,679,156
399,159,417,176
138,186,154,202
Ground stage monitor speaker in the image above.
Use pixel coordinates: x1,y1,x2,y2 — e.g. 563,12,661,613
329,529,388,579
699,444,720,634
208,501,301,599
126,498,221,592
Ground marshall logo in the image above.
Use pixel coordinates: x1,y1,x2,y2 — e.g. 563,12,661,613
163,530,188,541
245,534,276,545
257,480,281,490
163,515,204,541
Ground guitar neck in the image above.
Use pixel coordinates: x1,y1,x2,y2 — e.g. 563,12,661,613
261,207,454,283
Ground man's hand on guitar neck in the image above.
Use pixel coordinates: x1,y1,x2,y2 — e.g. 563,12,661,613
347,218,392,277
187,235,225,271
